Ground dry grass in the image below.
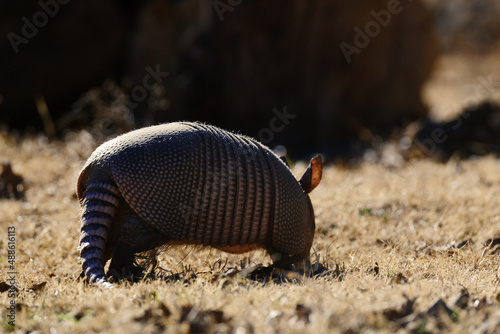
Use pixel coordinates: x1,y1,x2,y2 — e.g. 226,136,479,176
1,129,500,334
1,52,500,333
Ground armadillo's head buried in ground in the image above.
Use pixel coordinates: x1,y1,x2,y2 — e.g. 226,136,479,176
271,155,323,273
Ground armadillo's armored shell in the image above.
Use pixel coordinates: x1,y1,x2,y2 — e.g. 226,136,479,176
80,122,314,258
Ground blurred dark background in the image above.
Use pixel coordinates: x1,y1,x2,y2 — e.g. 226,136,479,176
1,0,500,158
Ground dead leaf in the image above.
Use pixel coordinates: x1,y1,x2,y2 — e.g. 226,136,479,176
180,305,228,333
473,297,491,310
390,273,408,285
454,290,469,309
29,282,47,292
426,299,453,320
382,297,415,321
295,304,312,323
0,162,24,199
135,301,171,325
0,281,13,293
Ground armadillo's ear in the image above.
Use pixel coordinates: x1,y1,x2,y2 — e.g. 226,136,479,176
298,155,322,193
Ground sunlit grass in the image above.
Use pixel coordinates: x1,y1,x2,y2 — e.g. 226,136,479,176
1,126,499,333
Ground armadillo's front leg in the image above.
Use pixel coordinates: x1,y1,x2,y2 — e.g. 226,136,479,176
107,213,170,281
269,249,312,276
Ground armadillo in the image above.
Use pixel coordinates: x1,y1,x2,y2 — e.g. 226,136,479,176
77,121,322,284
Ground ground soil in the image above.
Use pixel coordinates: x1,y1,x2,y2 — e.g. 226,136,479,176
1,50,500,333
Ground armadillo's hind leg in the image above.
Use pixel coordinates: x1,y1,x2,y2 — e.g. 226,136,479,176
79,177,121,284
107,213,169,282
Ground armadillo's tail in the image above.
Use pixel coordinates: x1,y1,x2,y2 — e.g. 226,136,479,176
79,176,120,285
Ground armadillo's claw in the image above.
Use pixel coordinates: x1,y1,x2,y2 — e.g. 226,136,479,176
95,279,113,289
294,259,312,277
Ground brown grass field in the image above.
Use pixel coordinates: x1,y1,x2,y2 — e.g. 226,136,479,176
1,53,500,333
